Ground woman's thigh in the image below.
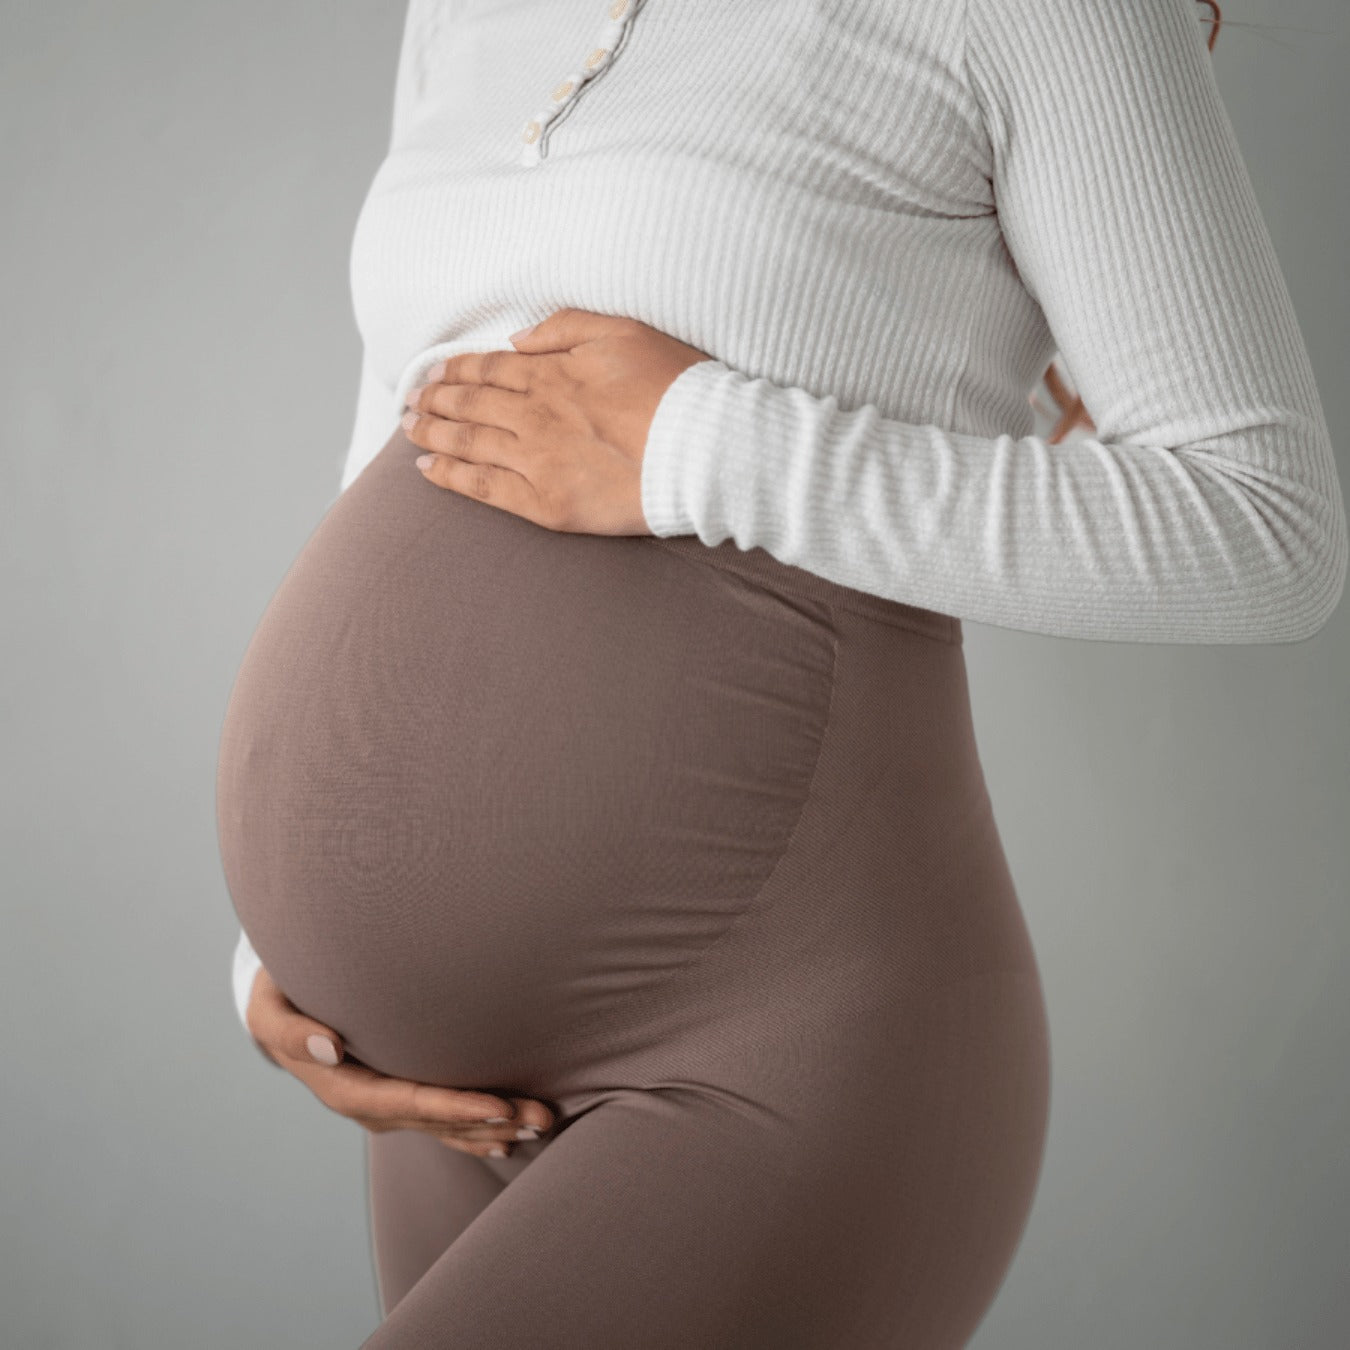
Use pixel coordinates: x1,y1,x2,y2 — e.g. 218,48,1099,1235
361,606,1052,1348
365,1130,508,1318
220,431,1051,1343
362,964,1049,1349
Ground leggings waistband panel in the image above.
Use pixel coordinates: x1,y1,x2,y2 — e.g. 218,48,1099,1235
647,533,961,646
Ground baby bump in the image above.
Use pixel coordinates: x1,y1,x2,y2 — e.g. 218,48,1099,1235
215,429,837,1085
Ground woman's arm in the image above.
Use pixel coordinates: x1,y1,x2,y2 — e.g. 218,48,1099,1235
639,0,1347,643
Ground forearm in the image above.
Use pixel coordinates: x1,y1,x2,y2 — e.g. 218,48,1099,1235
641,359,1346,644
641,0,1349,645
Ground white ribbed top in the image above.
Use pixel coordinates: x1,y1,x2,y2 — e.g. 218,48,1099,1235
231,0,1347,1032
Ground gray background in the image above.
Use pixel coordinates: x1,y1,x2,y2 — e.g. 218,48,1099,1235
2,2,1346,1347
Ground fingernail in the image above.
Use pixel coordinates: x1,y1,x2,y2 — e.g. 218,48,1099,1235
425,359,447,382
482,1116,509,1125
404,384,426,407
488,1146,508,1158
306,1034,339,1065
515,1127,540,1140
401,411,419,432
509,322,537,342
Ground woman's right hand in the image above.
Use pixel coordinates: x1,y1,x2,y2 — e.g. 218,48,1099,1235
245,964,556,1158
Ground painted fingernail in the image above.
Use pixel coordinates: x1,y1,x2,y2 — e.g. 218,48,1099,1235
401,411,419,431
425,359,447,382
415,454,435,470
482,1116,509,1125
515,1127,540,1140
488,1146,508,1158
306,1034,339,1065
404,384,426,407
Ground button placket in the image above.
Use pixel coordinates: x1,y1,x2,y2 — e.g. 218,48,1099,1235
518,0,640,167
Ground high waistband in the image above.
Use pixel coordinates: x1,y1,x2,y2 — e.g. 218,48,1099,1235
648,532,961,646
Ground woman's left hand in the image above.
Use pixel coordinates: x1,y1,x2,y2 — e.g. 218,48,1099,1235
401,308,712,536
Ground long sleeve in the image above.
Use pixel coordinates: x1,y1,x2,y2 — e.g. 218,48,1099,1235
638,0,1347,643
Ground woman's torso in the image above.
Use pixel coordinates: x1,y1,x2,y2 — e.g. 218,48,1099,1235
215,428,997,1091
346,0,1056,481
215,0,1038,1089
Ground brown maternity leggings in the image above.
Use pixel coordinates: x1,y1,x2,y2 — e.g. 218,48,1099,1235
216,425,1051,1348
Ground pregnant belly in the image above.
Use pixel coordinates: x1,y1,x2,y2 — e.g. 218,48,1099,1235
215,429,837,1086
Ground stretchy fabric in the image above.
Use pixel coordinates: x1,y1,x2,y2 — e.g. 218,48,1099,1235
218,0,1345,1340
217,426,1050,1347
231,0,1348,1034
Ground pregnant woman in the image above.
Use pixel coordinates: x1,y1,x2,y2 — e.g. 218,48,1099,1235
215,1,1347,1345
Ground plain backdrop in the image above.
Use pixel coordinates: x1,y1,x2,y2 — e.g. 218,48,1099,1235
2,3,1347,1347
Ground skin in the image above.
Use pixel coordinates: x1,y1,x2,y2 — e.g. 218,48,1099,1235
402,307,712,532
250,308,712,1155
247,964,556,1158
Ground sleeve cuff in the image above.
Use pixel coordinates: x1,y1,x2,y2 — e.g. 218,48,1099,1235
638,355,848,558
231,927,264,1038
640,357,742,540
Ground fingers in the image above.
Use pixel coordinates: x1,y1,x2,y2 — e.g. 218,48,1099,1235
406,378,524,433
434,1096,555,1141
436,1095,557,1160
418,348,534,395
413,443,553,530
247,968,560,1160
431,1095,556,1159
359,1095,554,1160
315,1060,517,1125
249,966,346,1067
352,1092,556,1160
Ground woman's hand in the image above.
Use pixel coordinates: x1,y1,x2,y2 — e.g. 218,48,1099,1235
401,308,712,536
246,964,555,1159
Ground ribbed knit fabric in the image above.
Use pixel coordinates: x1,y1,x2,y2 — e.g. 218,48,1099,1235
232,926,264,1044
230,0,1346,1036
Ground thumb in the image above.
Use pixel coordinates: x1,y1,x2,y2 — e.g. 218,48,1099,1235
508,306,619,353
302,1029,344,1066
257,978,345,1065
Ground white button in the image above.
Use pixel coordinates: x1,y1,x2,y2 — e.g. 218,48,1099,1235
518,0,638,167
594,17,626,49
